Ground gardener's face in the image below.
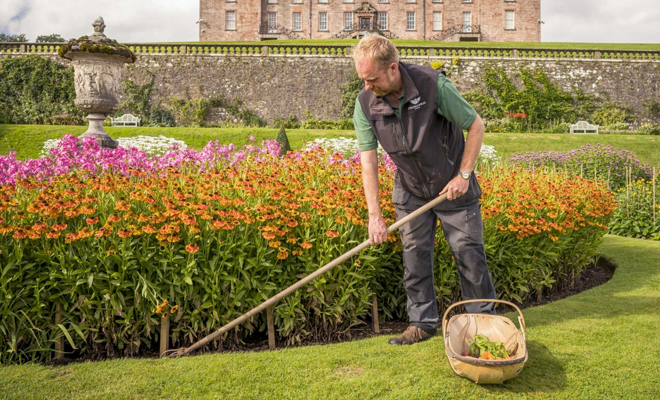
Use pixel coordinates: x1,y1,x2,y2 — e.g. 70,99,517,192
355,58,398,98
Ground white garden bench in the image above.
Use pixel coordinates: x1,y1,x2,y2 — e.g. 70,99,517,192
569,121,598,134
111,114,141,127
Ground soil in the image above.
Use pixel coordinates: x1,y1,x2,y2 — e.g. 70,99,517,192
46,257,616,365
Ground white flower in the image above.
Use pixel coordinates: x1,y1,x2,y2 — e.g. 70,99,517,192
41,135,188,157
304,137,384,155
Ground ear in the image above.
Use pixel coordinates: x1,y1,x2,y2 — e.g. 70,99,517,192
388,62,399,75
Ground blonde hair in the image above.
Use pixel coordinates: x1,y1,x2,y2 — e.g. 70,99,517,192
353,33,399,71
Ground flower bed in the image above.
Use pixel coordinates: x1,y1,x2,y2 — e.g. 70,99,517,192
509,143,651,191
0,136,616,363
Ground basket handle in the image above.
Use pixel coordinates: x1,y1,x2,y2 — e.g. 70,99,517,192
441,299,526,339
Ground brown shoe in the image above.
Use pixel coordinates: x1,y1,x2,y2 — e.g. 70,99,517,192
388,326,437,345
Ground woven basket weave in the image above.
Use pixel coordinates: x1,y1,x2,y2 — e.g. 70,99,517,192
442,299,528,384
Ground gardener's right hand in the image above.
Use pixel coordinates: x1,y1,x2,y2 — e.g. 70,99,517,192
368,214,388,245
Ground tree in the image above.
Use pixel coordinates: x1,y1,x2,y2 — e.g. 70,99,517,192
36,34,66,43
0,33,28,42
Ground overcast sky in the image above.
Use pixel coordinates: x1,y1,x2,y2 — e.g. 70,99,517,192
1,0,658,43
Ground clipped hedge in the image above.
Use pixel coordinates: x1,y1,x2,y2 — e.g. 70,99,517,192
0,139,616,363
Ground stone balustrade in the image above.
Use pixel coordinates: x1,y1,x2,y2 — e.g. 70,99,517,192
1,42,659,61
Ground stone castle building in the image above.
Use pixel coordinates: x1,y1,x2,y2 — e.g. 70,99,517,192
199,0,541,42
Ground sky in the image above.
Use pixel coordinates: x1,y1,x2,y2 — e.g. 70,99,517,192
0,0,658,44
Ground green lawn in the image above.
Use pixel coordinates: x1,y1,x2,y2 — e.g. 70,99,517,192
0,235,658,399
2,124,660,166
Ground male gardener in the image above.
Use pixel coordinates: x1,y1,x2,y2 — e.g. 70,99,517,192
353,34,496,345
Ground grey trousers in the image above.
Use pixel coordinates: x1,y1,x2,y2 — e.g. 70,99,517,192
394,190,496,331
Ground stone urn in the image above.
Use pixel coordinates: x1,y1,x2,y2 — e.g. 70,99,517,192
58,17,136,149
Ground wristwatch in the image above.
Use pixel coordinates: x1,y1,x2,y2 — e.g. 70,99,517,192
459,171,471,180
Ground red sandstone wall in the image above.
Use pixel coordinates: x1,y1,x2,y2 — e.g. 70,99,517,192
200,0,541,42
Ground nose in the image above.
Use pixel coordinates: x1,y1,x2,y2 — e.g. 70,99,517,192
364,81,373,91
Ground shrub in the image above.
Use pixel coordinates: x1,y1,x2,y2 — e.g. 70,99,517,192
0,137,615,363
591,103,635,126
273,114,301,129
0,56,83,124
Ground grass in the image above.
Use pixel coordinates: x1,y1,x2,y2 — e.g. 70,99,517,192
0,235,658,399
188,40,660,51
2,124,660,166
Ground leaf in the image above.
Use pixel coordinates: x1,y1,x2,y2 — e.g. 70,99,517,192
56,324,78,350
184,276,193,285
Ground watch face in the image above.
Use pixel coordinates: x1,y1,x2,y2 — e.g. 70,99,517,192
461,171,470,179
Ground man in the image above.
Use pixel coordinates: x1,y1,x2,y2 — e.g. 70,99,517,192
352,34,496,345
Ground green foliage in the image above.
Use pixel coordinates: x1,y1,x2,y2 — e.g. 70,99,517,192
221,98,266,127
35,34,66,43
300,119,354,130
644,100,660,119
118,74,155,122
273,114,301,129
168,97,210,127
0,33,28,42
609,179,660,240
468,334,509,359
276,127,292,156
0,56,83,124
591,103,635,126
340,69,362,119
465,65,578,131
636,123,660,135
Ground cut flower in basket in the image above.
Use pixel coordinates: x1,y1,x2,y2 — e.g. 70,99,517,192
466,334,512,360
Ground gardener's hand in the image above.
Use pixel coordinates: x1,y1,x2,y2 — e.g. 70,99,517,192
368,213,388,245
440,175,470,201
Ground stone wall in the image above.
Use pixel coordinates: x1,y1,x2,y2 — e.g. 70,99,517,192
2,53,659,124
123,54,660,123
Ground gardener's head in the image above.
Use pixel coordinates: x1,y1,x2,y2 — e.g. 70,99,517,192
353,34,401,97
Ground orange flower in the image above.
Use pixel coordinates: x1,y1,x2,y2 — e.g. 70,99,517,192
277,250,289,260
326,230,339,238
185,244,200,254
117,228,132,238
86,217,99,225
262,232,276,240
301,240,313,249
268,240,281,248
46,231,61,239
52,223,68,232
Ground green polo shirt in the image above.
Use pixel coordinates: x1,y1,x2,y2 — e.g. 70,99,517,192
353,73,477,151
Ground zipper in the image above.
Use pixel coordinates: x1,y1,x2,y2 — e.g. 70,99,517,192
397,119,432,199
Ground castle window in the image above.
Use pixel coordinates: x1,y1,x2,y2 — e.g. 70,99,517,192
319,0,328,3
379,0,389,3
462,12,472,32
268,0,277,3
378,12,388,30
433,12,442,31
344,13,354,30
293,12,302,31
292,0,303,3
225,11,236,30
406,12,415,30
268,12,277,32
319,12,328,31
505,10,515,30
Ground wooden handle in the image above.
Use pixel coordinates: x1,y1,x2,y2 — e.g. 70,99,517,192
168,193,448,357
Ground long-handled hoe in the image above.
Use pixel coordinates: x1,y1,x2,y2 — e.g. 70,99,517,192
165,193,448,357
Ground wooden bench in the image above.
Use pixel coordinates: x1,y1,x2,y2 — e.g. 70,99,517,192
569,121,598,134
111,114,141,127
